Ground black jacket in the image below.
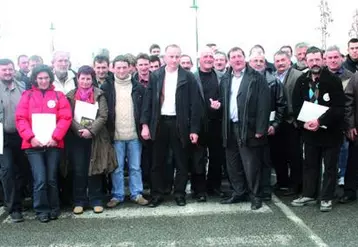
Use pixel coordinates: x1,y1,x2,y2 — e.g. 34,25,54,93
220,65,270,147
101,75,144,142
343,55,358,74
292,67,345,147
140,66,201,146
265,71,287,130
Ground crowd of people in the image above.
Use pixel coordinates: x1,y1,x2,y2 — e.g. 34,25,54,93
0,38,358,223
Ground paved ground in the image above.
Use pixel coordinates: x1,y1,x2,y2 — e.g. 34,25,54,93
0,187,357,247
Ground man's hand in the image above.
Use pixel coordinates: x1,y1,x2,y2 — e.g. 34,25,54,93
190,133,199,144
141,124,151,140
255,133,263,138
79,129,92,139
45,138,58,147
304,119,319,132
209,98,221,110
30,137,43,148
268,126,275,136
347,128,357,141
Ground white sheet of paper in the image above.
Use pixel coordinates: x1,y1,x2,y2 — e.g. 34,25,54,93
0,123,3,155
297,101,329,126
269,111,276,121
32,113,56,145
74,100,98,124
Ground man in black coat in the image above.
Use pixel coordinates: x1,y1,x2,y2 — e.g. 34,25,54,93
140,44,201,207
211,47,270,210
291,47,345,212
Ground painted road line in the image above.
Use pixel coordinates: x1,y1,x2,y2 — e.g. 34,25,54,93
47,234,294,247
272,195,328,247
0,206,5,217
2,202,271,223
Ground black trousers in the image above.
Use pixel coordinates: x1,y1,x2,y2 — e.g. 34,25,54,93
206,119,225,191
302,143,340,200
343,141,358,197
151,117,188,198
189,144,207,196
270,122,302,190
141,140,153,185
261,144,272,197
225,123,263,198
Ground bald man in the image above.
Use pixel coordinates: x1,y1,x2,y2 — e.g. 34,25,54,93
192,47,225,198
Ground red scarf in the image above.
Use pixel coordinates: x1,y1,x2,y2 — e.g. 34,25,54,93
75,87,94,104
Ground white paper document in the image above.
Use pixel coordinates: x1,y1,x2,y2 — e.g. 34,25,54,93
297,101,329,123
269,111,276,121
74,100,98,126
0,123,3,155
32,113,57,145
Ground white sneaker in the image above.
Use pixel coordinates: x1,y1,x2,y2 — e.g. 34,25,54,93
338,177,345,186
320,200,332,212
291,197,316,207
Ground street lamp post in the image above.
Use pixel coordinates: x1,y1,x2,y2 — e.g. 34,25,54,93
50,22,55,53
190,0,199,68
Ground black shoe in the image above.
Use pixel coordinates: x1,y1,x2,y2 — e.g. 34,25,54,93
207,188,225,197
148,197,163,208
196,195,207,203
262,194,272,202
251,198,262,210
175,197,186,206
50,212,60,220
283,188,299,196
339,195,357,204
220,195,247,204
10,212,24,223
37,215,50,223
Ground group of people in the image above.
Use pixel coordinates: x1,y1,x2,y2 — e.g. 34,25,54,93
0,38,358,224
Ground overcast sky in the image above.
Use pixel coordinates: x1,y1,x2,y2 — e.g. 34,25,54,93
0,0,357,68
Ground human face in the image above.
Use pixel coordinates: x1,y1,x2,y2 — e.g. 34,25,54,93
136,58,150,76
249,55,266,72
29,60,42,72
228,50,246,73
295,47,308,62
325,50,343,72
94,61,109,80
348,42,358,61
36,72,51,90
180,56,193,71
0,63,15,83
78,74,93,89
306,52,323,74
214,54,227,71
18,56,29,73
199,50,214,72
114,61,130,80
151,48,161,56
165,46,181,71
149,61,160,72
53,54,70,73
274,54,291,74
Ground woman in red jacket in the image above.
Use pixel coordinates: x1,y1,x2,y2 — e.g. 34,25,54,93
15,65,72,223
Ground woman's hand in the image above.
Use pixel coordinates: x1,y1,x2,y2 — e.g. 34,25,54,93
79,129,92,139
30,137,43,148
46,138,58,147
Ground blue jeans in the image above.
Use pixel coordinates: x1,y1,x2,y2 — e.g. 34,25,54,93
338,138,349,178
111,139,143,201
26,148,61,216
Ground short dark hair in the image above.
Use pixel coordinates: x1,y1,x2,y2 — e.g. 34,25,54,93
0,58,14,67
136,53,150,64
29,55,43,64
280,45,293,54
348,38,358,46
214,51,227,61
77,65,96,81
124,53,136,66
112,55,130,67
206,43,217,48
93,55,110,66
180,54,193,64
30,65,55,86
149,55,161,66
149,44,160,53
227,47,246,59
306,46,323,57
17,55,28,64
274,50,291,60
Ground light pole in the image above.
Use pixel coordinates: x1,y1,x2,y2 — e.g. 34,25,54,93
190,0,199,68
50,22,55,53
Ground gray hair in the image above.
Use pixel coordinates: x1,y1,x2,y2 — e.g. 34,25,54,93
273,50,290,60
52,51,70,62
295,42,309,50
325,45,341,54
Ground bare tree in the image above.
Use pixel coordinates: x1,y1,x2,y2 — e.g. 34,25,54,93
349,9,358,38
317,0,333,50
